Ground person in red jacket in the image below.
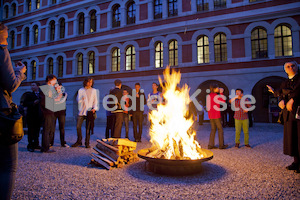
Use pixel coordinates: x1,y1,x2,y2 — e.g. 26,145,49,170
207,84,228,149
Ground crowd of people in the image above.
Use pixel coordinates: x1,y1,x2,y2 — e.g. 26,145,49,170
0,20,299,199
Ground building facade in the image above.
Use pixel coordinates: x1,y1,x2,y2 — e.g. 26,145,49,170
1,0,300,123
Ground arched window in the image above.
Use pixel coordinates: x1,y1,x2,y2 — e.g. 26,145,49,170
112,48,120,72
155,42,163,68
31,60,36,80
196,0,209,12
57,56,63,77
27,0,32,12
154,0,162,19
78,13,85,35
24,27,30,46
214,0,226,9
48,58,53,74
112,5,121,28
169,40,178,66
59,18,65,39
4,5,9,18
33,25,39,44
90,10,96,33
251,28,268,59
126,46,136,70
197,35,209,64
274,25,293,57
49,21,55,41
168,0,178,17
12,3,17,16
88,51,95,74
214,33,227,62
36,0,40,9
77,53,83,75
10,31,15,49
127,2,136,25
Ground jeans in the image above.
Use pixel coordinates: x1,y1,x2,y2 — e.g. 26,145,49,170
53,114,66,146
42,114,55,152
0,143,18,200
105,115,114,139
123,113,129,138
209,118,225,147
235,119,249,145
113,112,123,138
132,111,143,141
76,115,91,145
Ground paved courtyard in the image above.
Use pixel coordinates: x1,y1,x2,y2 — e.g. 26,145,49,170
13,122,299,199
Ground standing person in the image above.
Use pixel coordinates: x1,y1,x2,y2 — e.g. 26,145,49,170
267,61,300,173
0,22,26,200
40,74,57,153
229,89,251,149
207,84,228,149
132,83,146,142
71,77,98,148
23,82,42,152
197,101,204,125
109,79,123,138
52,82,69,147
147,82,162,112
121,89,130,139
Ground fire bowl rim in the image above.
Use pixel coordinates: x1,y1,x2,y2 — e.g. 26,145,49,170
137,148,213,166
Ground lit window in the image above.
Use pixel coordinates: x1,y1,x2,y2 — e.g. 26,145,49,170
27,0,32,12
90,10,96,33
251,28,268,59
88,51,95,74
214,33,227,62
31,60,36,80
77,53,83,75
274,25,293,57
155,42,163,68
197,35,209,64
36,0,40,9
169,40,178,66
126,46,136,70
112,48,120,72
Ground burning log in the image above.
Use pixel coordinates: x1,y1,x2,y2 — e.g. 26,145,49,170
90,138,139,170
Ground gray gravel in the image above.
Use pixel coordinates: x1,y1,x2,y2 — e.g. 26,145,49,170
13,123,300,199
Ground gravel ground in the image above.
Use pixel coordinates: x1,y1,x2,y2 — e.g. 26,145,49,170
12,123,299,199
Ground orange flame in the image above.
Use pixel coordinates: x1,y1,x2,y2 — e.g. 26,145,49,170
149,67,206,160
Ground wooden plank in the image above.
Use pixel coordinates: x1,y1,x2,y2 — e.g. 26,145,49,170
91,154,111,170
91,153,114,166
97,139,119,152
96,143,120,160
102,138,137,148
93,147,118,163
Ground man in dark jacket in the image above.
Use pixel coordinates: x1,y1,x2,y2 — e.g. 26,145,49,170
109,79,123,138
23,82,42,152
0,22,26,200
132,83,146,142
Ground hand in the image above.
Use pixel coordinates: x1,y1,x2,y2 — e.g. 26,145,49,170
266,85,274,94
286,99,294,112
219,88,224,93
278,100,285,110
16,62,26,74
136,93,139,98
91,109,96,113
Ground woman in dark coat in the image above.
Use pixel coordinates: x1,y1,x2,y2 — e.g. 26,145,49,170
268,61,300,173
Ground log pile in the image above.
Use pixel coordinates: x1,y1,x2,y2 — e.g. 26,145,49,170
90,138,139,170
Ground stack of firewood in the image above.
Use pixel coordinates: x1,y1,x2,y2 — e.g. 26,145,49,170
90,138,139,170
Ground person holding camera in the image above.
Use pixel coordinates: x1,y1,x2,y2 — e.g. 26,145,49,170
0,23,27,200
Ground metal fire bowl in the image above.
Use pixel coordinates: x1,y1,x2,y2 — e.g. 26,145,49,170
138,148,213,176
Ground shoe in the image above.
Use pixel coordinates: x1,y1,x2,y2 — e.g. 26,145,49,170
235,143,240,148
34,145,42,150
208,145,217,149
245,144,251,149
71,142,82,147
42,149,56,153
62,144,70,148
85,145,91,148
219,144,229,149
27,148,34,152
286,163,299,170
